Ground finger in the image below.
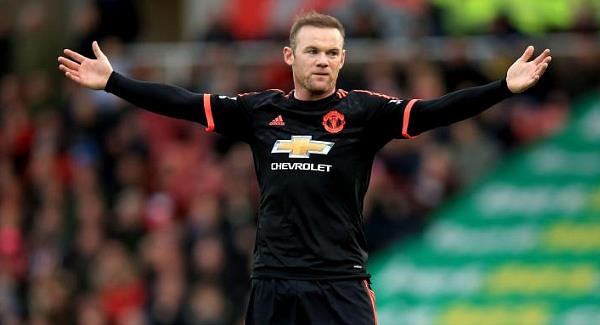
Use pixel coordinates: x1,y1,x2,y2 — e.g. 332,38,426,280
59,64,79,77
533,49,551,64
519,45,534,62
66,72,82,84
535,63,549,77
530,64,547,81
58,56,80,71
92,41,104,59
60,65,82,82
63,49,87,63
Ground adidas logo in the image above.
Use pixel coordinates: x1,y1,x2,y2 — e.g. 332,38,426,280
269,115,285,126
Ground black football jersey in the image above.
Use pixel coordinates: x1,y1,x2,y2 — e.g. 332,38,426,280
105,72,512,280
201,89,419,280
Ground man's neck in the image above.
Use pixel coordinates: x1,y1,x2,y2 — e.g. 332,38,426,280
293,87,336,101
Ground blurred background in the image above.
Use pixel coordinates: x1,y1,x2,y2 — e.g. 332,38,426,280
0,0,599,324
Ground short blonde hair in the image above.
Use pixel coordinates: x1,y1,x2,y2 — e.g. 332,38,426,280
289,11,345,50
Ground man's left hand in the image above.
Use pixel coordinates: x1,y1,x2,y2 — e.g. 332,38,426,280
506,46,552,94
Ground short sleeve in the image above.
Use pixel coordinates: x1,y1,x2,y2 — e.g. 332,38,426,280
202,94,253,142
356,91,420,143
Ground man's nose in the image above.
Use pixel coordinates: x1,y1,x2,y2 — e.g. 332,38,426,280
316,53,329,67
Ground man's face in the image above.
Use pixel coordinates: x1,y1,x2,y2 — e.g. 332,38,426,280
284,26,345,98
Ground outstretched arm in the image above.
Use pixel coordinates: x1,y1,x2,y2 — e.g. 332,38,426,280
58,42,202,122
406,46,552,136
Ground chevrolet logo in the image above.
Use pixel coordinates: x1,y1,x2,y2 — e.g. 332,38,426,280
271,135,334,158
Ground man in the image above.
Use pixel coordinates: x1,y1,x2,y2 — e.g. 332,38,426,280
58,12,551,325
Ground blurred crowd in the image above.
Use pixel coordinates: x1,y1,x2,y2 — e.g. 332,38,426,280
0,1,599,324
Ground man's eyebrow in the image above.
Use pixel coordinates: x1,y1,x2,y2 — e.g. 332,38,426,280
303,46,341,51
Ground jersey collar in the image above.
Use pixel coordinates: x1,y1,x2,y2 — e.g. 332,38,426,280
286,89,343,108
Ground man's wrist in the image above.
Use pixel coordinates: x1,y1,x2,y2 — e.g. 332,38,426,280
503,78,517,95
104,71,119,92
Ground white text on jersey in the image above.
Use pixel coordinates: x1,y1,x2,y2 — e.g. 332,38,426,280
271,162,332,173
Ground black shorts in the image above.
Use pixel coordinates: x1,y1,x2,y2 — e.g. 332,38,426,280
245,278,378,325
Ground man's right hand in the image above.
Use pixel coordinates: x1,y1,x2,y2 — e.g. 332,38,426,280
58,41,114,90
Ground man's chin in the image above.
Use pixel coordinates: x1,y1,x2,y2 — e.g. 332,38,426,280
308,88,327,95
307,83,333,95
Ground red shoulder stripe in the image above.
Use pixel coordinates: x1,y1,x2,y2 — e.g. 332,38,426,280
203,94,214,132
353,90,397,100
402,99,420,139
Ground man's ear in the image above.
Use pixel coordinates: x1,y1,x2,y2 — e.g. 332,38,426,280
340,49,346,69
283,46,294,66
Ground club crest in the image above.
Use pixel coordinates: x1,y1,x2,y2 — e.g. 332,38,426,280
322,110,345,134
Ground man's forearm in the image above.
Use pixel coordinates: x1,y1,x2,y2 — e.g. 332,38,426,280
408,79,513,135
104,71,203,122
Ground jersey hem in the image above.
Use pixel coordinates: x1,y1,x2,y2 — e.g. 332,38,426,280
251,268,371,281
